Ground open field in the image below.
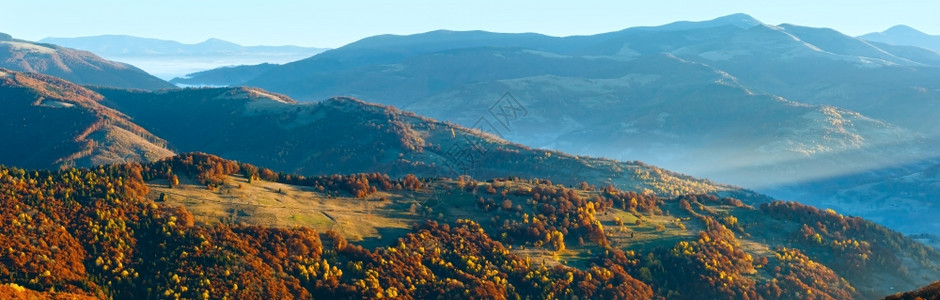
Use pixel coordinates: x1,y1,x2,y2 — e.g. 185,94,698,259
148,175,429,245
149,176,775,265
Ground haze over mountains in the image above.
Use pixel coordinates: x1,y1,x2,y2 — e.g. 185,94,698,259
41,35,327,80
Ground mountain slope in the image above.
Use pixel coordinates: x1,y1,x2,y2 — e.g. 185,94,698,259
402,53,927,187
681,24,940,136
0,33,174,90
169,63,278,86
0,69,173,169
861,25,940,53
94,86,756,199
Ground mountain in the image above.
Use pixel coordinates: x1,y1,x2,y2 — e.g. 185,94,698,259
0,69,174,169
249,20,934,180
638,12,763,31
0,33,174,90
402,53,928,187
0,153,937,299
87,80,940,236
169,63,277,86
241,16,940,138
92,85,757,199
681,23,940,136
41,35,328,79
221,14,940,237
860,25,940,53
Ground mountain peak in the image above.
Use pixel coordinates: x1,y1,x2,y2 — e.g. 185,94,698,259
0,32,11,41
884,25,928,36
858,24,940,53
646,13,763,32
0,68,105,104
712,13,764,28
198,38,241,47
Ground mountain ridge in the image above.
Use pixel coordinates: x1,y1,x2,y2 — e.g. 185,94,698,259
0,68,174,169
40,35,327,56
93,85,760,200
861,25,940,53
40,35,329,79
0,33,175,90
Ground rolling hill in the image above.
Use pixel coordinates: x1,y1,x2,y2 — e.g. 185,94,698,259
0,69,173,169
0,33,174,90
0,153,936,299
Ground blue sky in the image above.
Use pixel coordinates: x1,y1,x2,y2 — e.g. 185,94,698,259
2,0,939,48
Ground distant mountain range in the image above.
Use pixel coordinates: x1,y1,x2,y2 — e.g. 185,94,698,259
860,25,940,53
40,35,327,56
40,35,328,79
0,33,174,90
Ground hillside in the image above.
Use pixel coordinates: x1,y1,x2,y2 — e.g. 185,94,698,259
402,53,928,188
0,153,937,299
0,33,174,90
94,86,755,199
0,69,174,169
682,23,940,136
169,63,278,87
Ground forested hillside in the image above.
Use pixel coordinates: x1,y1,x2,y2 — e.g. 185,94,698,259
0,153,935,299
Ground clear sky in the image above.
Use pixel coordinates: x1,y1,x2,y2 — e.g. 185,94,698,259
2,0,939,48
